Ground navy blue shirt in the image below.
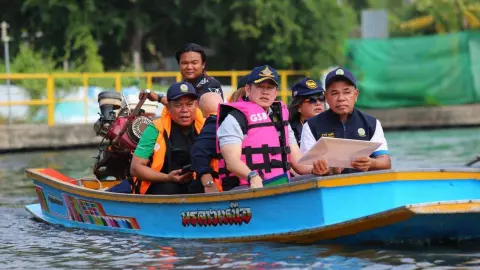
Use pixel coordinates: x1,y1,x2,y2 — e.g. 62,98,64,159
301,108,389,174
307,109,377,141
191,115,217,179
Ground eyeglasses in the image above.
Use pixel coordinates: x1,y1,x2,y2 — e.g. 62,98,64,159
304,96,325,104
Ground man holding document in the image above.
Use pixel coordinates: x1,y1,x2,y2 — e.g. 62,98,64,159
300,68,391,174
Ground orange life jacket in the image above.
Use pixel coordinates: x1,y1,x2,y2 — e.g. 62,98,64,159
133,108,204,194
209,156,223,192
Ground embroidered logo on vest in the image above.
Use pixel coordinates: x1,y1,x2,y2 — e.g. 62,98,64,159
358,128,366,137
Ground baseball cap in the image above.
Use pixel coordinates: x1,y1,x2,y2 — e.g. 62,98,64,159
237,74,249,90
175,43,206,63
167,82,197,101
324,68,357,88
247,65,279,85
291,78,324,98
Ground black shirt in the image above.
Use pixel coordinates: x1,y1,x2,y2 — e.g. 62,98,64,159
189,73,224,99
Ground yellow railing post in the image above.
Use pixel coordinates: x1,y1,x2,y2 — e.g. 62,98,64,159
146,74,153,90
83,74,89,124
0,70,310,126
115,74,122,92
46,75,55,126
280,71,288,104
231,71,238,91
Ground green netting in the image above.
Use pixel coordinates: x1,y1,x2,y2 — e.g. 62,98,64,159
345,31,480,108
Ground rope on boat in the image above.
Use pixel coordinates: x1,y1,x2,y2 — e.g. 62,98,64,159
466,155,480,167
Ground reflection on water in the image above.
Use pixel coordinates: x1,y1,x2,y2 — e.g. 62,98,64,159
1,127,480,269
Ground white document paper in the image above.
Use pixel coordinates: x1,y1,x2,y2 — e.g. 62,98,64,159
297,137,382,168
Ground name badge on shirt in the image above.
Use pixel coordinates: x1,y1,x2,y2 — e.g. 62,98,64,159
321,132,335,138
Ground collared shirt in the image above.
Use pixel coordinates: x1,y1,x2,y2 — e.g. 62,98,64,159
300,109,389,157
189,73,224,99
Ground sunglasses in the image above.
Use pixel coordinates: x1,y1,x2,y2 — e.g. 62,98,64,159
304,96,325,104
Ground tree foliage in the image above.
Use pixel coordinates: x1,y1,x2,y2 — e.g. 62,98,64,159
0,0,356,76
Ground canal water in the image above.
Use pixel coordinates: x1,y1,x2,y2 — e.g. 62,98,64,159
1,127,480,269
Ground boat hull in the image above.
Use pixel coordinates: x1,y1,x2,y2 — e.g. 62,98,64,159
25,168,480,244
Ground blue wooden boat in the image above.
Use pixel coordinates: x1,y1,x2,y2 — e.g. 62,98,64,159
25,168,480,244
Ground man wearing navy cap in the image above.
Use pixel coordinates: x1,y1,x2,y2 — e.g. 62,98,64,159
216,65,329,191
130,82,205,194
300,68,391,174
289,78,325,146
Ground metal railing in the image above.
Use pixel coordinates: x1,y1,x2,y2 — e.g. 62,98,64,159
0,70,309,126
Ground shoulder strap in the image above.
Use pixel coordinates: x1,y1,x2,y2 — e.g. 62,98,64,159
229,109,248,135
163,129,172,173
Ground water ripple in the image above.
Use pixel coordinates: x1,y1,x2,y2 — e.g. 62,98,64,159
1,128,480,268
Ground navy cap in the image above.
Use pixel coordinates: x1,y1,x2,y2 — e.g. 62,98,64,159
237,74,249,90
167,82,197,101
291,78,324,98
325,68,357,88
247,65,279,85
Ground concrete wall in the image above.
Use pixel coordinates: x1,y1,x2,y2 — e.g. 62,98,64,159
0,104,478,152
0,124,102,153
364,104,480,129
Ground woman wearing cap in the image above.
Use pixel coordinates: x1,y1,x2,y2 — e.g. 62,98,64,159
288,78,325,146
142,43,224,106
228,75,249,102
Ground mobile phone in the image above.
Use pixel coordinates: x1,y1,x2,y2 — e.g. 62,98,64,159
180,164,193,175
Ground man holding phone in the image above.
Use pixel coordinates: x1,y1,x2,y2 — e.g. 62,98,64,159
130,82,205,195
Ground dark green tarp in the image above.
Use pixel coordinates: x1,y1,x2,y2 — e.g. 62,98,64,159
345,31,480,108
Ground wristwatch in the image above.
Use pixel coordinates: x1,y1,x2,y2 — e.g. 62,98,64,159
204,180,214,187
247,171,259,185
157,93,165,103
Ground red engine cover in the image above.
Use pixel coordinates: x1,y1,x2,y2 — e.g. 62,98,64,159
106,117,137,151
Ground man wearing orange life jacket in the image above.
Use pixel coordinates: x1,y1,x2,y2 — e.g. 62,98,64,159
130,82,205,195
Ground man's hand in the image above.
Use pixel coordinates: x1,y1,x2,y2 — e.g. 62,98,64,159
139,90,167,105
201,174,219,193
249,175,263,189
312,160,329,175
139,90,157,101
351,157,374,172
329,167,343,175
166,169,192,183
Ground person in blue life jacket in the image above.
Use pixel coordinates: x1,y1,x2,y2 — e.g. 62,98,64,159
300,68,391,174
288,78,326,147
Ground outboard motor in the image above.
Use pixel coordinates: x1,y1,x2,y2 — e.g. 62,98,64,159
94,91,123,137
93,90,155,180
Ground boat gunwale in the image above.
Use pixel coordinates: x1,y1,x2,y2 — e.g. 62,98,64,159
26,168,480,204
